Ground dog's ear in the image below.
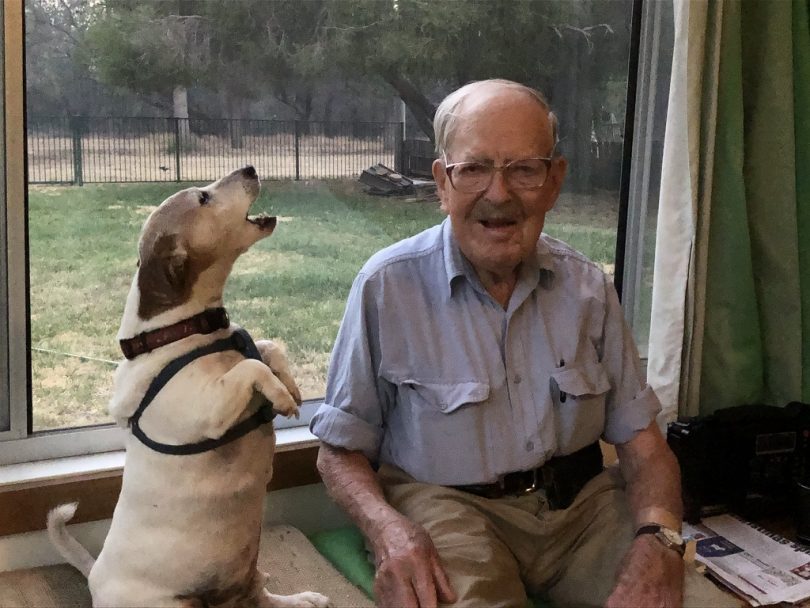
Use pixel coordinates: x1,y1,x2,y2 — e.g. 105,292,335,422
137,233,190,319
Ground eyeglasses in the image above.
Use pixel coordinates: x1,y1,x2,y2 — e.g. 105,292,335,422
444,155,553,193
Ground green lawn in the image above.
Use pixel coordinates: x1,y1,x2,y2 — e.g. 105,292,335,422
28,180,618,430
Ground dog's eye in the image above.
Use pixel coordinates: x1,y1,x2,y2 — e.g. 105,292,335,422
198,191,210,205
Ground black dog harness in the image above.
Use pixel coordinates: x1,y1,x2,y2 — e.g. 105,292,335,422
128,328,276,456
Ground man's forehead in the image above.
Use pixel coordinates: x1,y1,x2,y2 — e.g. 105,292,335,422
447,90,554,158
456,85,547,119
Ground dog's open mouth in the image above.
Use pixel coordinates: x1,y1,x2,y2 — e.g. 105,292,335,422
247,213,277,230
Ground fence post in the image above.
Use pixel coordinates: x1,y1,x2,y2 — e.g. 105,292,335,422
70,116,83,186
394,122,404,174
294,120,301,181
173,118,181,182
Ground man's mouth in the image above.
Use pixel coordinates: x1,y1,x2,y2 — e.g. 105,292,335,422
480,218,517,229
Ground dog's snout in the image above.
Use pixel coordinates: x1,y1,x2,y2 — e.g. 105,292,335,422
241,165,257,179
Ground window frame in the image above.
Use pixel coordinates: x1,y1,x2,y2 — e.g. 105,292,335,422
0,0,9,437
618,0,673,358
2,0,30,449
2,0,667,467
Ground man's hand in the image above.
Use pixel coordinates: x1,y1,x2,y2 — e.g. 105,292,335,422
605,534,684,608
316,445,457,607
371,513,457,608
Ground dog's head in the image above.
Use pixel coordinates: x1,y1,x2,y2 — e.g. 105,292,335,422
136,166,275,320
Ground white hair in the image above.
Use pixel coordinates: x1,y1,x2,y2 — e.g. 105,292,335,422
433,79,559,157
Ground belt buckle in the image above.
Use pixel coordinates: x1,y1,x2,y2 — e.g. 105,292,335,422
522,468,540,495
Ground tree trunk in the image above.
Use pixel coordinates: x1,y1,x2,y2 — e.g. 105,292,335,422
549,30,595,194
221,91,244,149
382,73,436,143
295,93,313,122
572,33,595,194
173,85,191,141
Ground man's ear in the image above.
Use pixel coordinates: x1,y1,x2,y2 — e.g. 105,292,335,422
542,156,568,211
137,233,190,319
432,158,450,212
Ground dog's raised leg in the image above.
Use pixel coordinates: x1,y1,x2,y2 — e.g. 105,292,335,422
255,340,302,406
198,359,300,439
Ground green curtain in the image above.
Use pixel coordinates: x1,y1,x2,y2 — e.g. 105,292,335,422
699,0,810,414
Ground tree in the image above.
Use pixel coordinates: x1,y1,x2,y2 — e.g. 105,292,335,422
80,0,209,126
81,1,330,116
321,0,632,190
25,0,126,116
74,0,633,187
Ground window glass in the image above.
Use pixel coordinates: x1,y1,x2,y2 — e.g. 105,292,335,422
623,0,674,358
22,0,650,433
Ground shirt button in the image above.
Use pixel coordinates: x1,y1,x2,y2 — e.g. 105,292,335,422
525,440,534,451
514,374,522,384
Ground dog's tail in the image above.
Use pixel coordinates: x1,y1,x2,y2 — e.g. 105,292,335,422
46,502,95,578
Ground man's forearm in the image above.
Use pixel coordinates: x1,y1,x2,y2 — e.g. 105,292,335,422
316,443,404,544
616,422,683,531
608,422,686,606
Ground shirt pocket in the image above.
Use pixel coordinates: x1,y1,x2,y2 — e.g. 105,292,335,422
384,379,491,483
399,379,490,414
550,358,610,454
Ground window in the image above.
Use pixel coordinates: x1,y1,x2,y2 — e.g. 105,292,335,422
2,0,29,445
620,0,674,358
2,0,670,465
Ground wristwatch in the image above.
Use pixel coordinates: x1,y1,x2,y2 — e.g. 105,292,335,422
635,523,686,557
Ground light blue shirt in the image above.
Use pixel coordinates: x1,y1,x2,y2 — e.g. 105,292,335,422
310,218,660,486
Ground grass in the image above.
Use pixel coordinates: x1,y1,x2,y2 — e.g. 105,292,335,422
28,180,618,430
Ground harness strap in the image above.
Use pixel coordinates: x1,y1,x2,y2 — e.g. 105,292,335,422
129,328,276,456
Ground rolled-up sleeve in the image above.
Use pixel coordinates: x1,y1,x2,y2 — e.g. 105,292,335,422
604,385,661,444
310,272,392,462
600,276,662,445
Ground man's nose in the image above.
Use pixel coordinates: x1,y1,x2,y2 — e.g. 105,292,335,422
484,167,511,202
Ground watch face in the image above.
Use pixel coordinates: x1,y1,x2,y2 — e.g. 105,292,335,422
660,527,684,545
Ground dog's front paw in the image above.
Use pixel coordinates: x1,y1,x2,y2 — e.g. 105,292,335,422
274,371,303,405
256,339,302,406
273,397,300,419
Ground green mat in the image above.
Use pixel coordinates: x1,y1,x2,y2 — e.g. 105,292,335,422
310,526,376,598
309,526,553,608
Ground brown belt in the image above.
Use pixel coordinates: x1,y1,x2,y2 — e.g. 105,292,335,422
451,441,604,509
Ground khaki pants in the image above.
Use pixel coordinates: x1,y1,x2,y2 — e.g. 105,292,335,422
378,464,741,608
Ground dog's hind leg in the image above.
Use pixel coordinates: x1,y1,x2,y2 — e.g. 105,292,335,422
258,589,331,608
247,572,330,608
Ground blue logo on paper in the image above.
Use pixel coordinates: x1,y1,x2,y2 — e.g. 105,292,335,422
696,537,743,558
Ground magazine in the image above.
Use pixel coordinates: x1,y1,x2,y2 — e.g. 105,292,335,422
683,514,810,606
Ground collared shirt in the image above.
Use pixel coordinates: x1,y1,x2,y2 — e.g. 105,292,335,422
310,218,660,486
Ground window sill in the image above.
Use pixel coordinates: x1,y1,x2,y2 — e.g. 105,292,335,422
0,427,322,536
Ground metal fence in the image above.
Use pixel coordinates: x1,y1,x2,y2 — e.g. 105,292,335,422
402,138,434,178
27,116,404,184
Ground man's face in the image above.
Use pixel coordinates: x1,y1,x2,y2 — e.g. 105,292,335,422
432,88,567,281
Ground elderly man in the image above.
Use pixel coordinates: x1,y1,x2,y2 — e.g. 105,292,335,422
310,79,738,608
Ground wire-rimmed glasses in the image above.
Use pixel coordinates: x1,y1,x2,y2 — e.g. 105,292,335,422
444,156,554,193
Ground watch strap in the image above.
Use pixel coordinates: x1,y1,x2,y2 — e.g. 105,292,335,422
635,524,686,557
